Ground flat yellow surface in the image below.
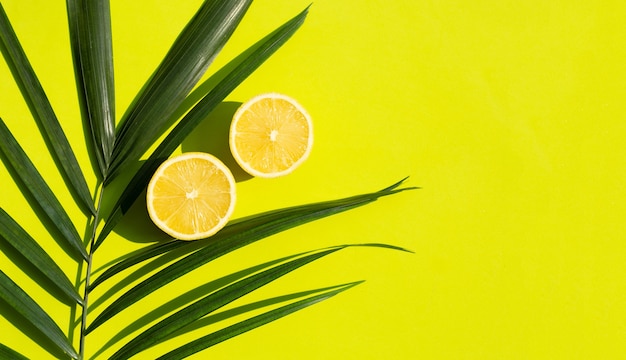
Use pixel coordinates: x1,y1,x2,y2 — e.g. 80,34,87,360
1,1,626,359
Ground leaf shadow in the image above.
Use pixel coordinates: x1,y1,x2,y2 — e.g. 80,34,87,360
0,297,70,359
89,253,296,359
110,186,171,244
180,101,251,182
94,157,164,245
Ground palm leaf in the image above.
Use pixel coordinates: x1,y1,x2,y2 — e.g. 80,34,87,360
90,251,311,358
89,240,186,290
0,270,78,359
160,281,363,341
66,0,115,177
0,343,29,360
86,181,414,333
107,0,253,181
155,281,363,360
109,246,359,359
91,178,412,290
0,118,87,261
94,5,310,250
0,2,413,358
143,4,311,164
0,3,95,216
0,208,82,304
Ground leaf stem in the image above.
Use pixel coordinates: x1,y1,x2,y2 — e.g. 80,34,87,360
79,183,106,359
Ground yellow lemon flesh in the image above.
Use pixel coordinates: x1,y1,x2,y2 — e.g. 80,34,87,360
146,152,236,240
230,93,313,178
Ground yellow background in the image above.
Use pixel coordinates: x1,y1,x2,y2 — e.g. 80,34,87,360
1,0,626,359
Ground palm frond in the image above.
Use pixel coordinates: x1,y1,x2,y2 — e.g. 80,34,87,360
91,178,413,290
0,343,29,360
91,251,310,358
0,2,414,358
66,0,115,177
0,3,95,215
155,281,363,360
88,240,186,290
0,270,78,359
94,4,310,250
0,208,82,304
0,118,87,261
86,180,414,333
144,4,311,162
160,281,363,341
107,0,253,181
108,246,365,359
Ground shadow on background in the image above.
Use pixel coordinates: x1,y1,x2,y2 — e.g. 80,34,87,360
180,101,252,183
112,187,171,244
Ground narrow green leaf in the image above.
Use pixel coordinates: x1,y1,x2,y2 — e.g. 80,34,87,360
156,282,362,360
163,281,363,340
0,208,82,304
0,270,78,359
90,252,310,358
91,178,411,289
0,117,87,261
89,240,184,290
109,247,343,359
86,182,414,333
66,0,115,176
138,4,311,168
107,0,253,181
95,5,311,249
0,343,29,360
0,3,95,216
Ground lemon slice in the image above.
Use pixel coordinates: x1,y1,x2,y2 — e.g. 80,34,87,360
229,93,313,178
146,152,236,240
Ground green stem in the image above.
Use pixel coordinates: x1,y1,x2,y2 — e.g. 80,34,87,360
79,183,106,359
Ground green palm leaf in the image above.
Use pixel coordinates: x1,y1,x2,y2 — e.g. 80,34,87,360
88,240,186,290
109,246,367,359
66,0,115,177
160,281,364,342
0,118,87,261
94,5,309,250
91,178,412,290
0,2,414,358
155,281,363,360
0,270,78,359
0,3,95,216
91,251,310,358
0,343,29,360
0,208,82,304
107,0,253,181
86,180,414,333
143,4,311,163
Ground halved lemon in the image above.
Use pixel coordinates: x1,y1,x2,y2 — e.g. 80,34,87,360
229,93,313,178
146,152,236,240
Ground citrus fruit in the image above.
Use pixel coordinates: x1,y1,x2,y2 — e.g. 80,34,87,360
229,93,313,178
146,152,236,240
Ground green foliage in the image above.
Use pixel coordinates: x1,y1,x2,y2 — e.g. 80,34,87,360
0,270,78,359
0,2,95,216
0,1,414,358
